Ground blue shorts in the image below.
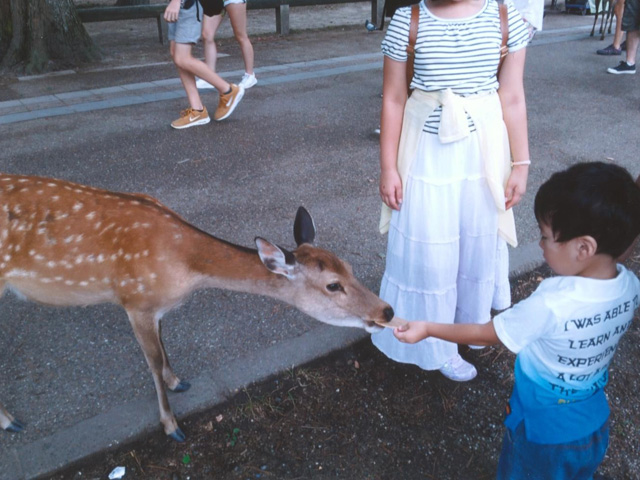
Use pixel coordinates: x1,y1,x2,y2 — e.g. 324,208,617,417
168,3,201,45
497,421,609,480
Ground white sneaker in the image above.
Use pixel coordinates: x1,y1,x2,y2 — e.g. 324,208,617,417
439,354,477,382
195,78,215,90
239,73,257,89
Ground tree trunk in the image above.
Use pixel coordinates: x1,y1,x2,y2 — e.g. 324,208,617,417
0,0,100,74
115,0,151,5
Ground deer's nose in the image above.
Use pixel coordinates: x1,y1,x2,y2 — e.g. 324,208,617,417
383,306,394,322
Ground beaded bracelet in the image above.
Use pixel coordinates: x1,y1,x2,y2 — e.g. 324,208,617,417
511,160,531,167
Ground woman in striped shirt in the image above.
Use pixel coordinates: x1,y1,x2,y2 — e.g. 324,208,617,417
373,0,530,381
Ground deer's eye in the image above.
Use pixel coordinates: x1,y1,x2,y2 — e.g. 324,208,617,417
326,283,344,293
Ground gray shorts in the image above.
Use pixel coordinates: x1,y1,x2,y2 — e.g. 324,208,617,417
622,0,640,31
168,3,201,44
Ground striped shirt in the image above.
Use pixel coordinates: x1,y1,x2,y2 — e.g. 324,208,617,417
382,0,529,134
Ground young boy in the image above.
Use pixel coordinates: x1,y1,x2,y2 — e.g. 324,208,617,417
164,0,244,129
393,162,640,479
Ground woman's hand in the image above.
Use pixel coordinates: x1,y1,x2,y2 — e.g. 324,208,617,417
393,322,430,344
164,0,181,23
380,168,403,211
505,165,528,210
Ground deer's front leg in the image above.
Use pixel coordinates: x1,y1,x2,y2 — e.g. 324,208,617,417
126,310,187,442
0,402,24,433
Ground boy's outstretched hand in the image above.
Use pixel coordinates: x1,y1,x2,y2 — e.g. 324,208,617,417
393,321,430,344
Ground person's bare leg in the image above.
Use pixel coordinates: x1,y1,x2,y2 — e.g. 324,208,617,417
227,3,254,75
170,41,204,110
625,29,639,65
172,42,231,93
201,13,224,73
612,0,625,48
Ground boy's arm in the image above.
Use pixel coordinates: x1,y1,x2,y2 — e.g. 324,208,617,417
393,320,501,346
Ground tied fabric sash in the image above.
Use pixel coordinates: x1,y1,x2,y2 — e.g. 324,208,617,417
378,88,517,248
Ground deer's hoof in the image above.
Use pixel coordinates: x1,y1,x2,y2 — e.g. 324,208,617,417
6,419,25,433
169,428,186,442
172,380,191,393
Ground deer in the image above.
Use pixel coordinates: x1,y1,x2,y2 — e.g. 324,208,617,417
0,173,394,442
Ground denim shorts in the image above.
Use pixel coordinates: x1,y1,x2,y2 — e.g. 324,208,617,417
496,421,609,480
168,3,201,44
622,0,640,31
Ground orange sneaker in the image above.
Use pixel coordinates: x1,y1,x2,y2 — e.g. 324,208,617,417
214,84,245,121
171,107,210,129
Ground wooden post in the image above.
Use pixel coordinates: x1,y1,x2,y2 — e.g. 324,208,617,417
371,0,382,26
276,4,290,35
157,15,168,44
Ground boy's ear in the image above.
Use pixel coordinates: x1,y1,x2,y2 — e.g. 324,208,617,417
575,235,598,261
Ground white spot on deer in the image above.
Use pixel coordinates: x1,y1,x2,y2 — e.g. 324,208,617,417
136,284,146,293
75,255,84,264
47,261,56,268
102,278,110,284
51,195,60,202
89,277,97,282
72,202,83,212
142,250,149,257
79,281,89,287
37,190,44,195
86,254,96,263
40,278,53,284
86,212,97,220
29,250,36,256
110,254,118,261
0,262,5,269
94,221,102,230
97,254,105,263
34,254,45,261
75,235,83,243
64,280,75,286
124,254,132,261
57,212,69,220
99,223,115,235
64,235,75,244
3,254,11,262
54,276,63,282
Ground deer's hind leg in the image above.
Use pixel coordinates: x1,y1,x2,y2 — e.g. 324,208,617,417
0,402,24,433
126,309,189,442
0,279,25,433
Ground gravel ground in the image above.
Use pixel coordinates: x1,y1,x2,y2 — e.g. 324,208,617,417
45,246,640,480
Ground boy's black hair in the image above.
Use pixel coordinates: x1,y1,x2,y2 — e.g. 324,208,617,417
534,162,640,258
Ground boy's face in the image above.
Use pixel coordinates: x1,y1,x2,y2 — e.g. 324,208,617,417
538,222,580,276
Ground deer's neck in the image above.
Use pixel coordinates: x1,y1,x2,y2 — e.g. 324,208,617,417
190,234,289,300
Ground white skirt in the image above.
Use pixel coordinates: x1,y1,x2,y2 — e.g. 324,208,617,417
371,127,511,371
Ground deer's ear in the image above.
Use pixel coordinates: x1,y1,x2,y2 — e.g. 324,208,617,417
294,207,316,246
255,237,297,278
